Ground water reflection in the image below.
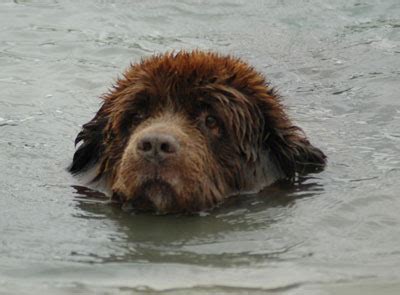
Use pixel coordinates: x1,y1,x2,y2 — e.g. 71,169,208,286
71,177,324,266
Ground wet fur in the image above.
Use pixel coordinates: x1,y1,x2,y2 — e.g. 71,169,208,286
70,51,326,213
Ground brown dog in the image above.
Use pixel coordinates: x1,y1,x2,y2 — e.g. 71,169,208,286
70,51,326,214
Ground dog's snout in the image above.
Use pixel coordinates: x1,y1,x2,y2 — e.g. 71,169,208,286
137,133,179,162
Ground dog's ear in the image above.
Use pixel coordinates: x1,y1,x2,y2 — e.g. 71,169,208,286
69,104,110,175
265,126,326,179
260,92,326,180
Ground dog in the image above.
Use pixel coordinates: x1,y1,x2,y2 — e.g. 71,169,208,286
69,51,326,214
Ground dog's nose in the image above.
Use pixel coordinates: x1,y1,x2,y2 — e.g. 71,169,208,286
137,133,179,162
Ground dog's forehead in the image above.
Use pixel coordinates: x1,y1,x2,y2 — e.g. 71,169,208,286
146,86,246,118
130,52,264,100
121,52,268,121
129,80,234,111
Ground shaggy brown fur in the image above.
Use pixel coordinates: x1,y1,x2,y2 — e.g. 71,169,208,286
70,51,326,214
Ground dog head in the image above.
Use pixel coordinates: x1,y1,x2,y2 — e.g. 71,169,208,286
70,51,326,213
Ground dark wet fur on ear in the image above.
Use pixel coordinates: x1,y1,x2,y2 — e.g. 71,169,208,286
69,108,108,174
266,126,326,179
259,87,326,180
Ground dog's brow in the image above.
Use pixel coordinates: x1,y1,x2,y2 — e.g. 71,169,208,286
132,90,150,102
128,90,154,111
192,94,237,125
196,91,232,108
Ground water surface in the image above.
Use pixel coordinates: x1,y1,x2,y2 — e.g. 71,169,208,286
1,0,400,294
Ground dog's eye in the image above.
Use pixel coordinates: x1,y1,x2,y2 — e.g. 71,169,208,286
120,111,146,134
132,112,145,122
205,115,218,129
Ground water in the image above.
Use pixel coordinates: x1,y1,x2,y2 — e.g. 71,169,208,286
1,0,400,294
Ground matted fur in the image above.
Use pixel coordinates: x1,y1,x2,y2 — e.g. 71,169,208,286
70,51,326,214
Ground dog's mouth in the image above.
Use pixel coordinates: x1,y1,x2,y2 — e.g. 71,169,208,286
114,179,179,214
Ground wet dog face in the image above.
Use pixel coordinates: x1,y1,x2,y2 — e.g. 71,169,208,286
112,111,230,213
70,51,326,214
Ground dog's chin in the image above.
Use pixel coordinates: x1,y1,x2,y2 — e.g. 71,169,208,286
117,179,179,214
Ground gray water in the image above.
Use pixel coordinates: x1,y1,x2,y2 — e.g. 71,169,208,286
1,0,400,294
